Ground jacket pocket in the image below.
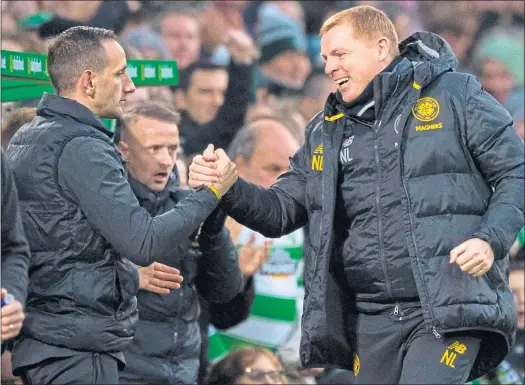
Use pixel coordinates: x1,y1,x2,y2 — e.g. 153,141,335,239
73,261,117,315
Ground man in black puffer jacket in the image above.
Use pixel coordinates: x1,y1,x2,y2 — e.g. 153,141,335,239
116,103,245,384
188,6,524,384
5,27,238,384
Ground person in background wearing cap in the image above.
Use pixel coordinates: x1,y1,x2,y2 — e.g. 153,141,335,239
254,2,312,102
473,30,524,106
189,5,524,384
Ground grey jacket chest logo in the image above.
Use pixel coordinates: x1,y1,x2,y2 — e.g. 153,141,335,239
340,135,354,164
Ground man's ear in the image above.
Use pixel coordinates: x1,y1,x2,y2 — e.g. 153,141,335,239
80,70,96,97
174,89,187,110
119,140,130,160
376,37,391,62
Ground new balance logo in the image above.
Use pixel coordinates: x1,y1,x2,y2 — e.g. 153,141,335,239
312,144,323,171
340,136,354,164
440,340,467,368
342,135,354,148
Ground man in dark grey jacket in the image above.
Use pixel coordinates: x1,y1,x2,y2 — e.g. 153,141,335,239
189,5,524,384
5,26,238,384
116,103,244,384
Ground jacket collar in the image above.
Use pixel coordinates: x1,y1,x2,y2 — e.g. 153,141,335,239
37,93,114,139
128,174,179,212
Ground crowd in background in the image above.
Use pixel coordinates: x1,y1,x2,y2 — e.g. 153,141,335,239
1,1,524,384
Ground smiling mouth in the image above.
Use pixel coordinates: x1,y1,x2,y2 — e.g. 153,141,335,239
335,77,350,86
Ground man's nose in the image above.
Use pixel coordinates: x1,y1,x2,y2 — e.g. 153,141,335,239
212,92,224,107
124,74,136,94
324,57,338,78
158,148,174,167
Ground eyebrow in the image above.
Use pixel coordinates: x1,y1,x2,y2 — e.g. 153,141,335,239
321,48,350,60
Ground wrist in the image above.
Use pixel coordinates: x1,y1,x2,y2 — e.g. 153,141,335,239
208,185,222,200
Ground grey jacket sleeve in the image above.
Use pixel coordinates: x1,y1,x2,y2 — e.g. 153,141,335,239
1,151,30,306
465,76,525,260
219,143,309,238
57,136,219,266
195,227,243,304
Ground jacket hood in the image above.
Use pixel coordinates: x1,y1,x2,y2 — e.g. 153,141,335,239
324,31,457,118
398,31,458,87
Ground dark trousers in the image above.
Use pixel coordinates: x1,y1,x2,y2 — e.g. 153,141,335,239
353,304,481,384
20,353,118,385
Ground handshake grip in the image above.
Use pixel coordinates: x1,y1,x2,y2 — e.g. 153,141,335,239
189,144,238,197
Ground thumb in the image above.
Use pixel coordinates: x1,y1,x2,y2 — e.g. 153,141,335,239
215,148,228,160
203,144,216,161
450,241,468,264
1,288,7,299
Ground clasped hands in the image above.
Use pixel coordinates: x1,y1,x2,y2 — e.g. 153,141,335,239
188,144,238,196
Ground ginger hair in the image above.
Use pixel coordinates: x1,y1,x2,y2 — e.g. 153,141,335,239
320,5,399,57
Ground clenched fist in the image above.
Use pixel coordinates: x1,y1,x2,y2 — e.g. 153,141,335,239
189,144,238,196
450,238,494,277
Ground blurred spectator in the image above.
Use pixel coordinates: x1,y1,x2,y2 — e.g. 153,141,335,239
1,108,37,150
419,1,477,70
504,89,525,141
116,103,242,384
273,98,307,144
35,0,134,39
1,32,44,53
472,1,524,43
205,347,287,385
229,118,300,190
245,102,277,124
298,70,336,124
121,27,171,60
3,1,39,25
175,32,256,159
373,2,413,40
155,8,201,70
255,3,311,98
270,0,306,28
199,1,251,64
1,2,17,35
473,31,524,104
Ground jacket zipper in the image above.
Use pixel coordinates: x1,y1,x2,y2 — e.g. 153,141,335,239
398,95,441,338
373,119,396,306
372,75,402,316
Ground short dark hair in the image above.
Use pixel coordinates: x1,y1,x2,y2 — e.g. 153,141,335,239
1,107,37,149
178,61,227,91
120,102,181,142
47,26,117,95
